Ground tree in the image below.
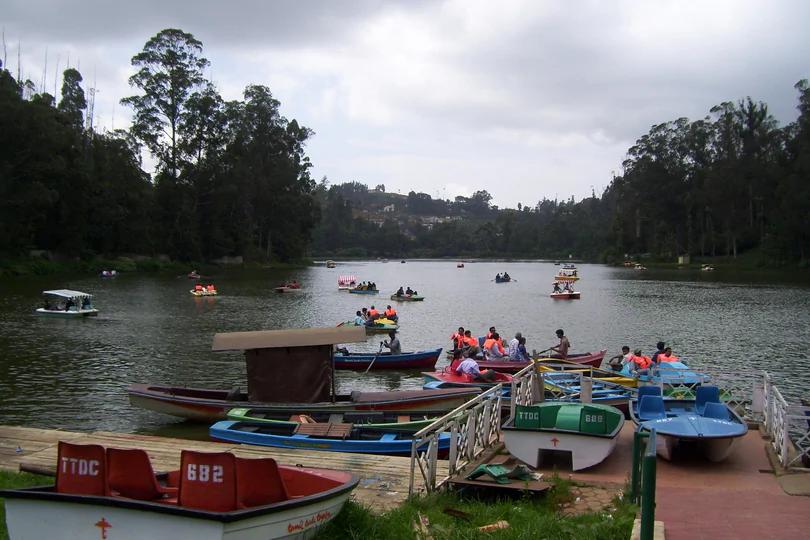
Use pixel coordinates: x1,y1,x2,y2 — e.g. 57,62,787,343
58,68,86,129
121,29,210,180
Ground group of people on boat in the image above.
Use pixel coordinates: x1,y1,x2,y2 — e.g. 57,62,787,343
280,280,301,289
193,283,217,293
353,304,398,326
495,272,511,282
552,281,575,293
355,281,377,291
449,326,531,362
607,341,680,373
394,286,419,297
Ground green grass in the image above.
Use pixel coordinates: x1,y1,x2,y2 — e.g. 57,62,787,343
0,470,51,540
314,486,636,540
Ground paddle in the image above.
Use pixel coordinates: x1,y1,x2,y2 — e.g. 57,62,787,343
533,347,555,359
364,343,385,374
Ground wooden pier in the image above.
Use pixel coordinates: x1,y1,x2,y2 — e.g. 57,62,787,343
0,425,446,512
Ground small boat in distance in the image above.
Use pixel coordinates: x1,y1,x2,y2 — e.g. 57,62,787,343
99,269,117,278
36,289,99,317
634,264,647,271
701,264,715,271
550,290,580,299
457,262,465,268
390,293,424,301
326,260,337,268
190,284,218,296
274,281,302,293
338,275,357,290
188,270,201,279
0,441,357,540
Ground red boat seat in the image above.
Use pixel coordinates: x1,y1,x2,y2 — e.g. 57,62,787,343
106,447,178,501
179,450,237,512
236,457,289,508
56,441,108,496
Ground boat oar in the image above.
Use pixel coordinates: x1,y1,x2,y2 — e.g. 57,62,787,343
364,343,385,374
533,347,555,359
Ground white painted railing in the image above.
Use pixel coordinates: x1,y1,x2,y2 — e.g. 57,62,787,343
762,374,810,470
408,384,504,495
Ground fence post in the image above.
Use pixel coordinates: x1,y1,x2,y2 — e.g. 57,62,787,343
629,431,644,502
640,430,657,540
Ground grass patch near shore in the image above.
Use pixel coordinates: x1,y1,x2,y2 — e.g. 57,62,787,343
0,470,51,540
315,488,635,540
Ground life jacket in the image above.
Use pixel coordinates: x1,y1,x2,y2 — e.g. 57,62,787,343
206,284,215,291
632,355,652,369
463,335,478,347
659,354,679,363
368,308,379,317
483,338,503,355
385,308,397,318
194,284,203,291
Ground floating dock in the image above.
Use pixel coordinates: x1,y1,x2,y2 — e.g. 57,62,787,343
0,425,446,512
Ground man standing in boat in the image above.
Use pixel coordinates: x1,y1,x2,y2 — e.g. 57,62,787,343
551,329,570,359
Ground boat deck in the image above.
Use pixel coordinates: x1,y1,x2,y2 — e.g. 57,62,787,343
0,425,446,512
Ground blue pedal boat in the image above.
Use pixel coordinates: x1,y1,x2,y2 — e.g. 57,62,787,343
210,420,450,456
629,385,748,462
619,360,707,386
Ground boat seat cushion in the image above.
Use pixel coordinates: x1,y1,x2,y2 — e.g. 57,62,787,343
637,386,662,400
107,447,178,501
236,457,288,508
702,402,730,421
179,450,237,512
56,441,108,496
380,433,399,442
638,396,667,421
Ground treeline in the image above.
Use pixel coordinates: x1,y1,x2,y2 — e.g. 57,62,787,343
0,29,317,263
313,84,810,264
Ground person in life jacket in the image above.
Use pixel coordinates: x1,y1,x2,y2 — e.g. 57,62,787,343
659,347,679,362
367,305,380,321
462,330,479,357
194,284,203,291
450,327,465,358
486,326,496,340
384,305,398,322
483,332,506,359
630,349,652,373
206,284,216,291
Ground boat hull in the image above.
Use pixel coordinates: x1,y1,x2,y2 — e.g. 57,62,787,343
477,350,606,373
389,295,424,302
190,290,218,296
3,470,353,540
128,384,480,422
226,408,437,432
35,308,99,317
348,289,379,295
550,292,580,299
334,348,441,370
503,427,619,471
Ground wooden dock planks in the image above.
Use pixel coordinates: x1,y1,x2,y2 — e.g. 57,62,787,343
0,425,446,512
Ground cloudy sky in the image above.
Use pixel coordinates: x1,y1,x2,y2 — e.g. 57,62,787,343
4,0,809,207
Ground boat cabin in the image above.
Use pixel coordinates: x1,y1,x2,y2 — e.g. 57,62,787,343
212,326,366,404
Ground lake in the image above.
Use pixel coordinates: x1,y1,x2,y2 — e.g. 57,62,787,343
0,261,807,435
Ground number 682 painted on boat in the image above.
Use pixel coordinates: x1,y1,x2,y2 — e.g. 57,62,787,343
186,464,224,483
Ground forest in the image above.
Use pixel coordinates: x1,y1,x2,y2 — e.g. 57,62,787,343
1,28,808,265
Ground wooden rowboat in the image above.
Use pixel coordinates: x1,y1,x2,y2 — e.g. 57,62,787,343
477,350,606,373
550,291,580,299
334,348,441,370
226,408,439,432
389,294,424,301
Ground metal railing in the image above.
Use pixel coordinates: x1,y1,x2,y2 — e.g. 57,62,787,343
763,374,810,470
628,429,657,540
408,384,503,495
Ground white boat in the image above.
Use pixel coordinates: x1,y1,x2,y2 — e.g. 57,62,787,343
35,289,99,317
502,403,624,471
0,441,358,540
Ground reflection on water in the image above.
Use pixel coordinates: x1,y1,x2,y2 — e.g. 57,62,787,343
0,262,807,436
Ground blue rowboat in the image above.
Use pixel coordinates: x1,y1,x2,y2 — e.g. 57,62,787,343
629,385,748,462
348,289,379,295
334,348,442,370
210,421,451,456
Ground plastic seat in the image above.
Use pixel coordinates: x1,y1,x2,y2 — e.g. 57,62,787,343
107,447,178,501
56,441,108,496
179,450,237,512
235,457,288,508
637,395,666,421
702,402,730,421
637,386,662,400
695,386,720,414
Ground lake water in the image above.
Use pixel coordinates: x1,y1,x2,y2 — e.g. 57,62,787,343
0,261,808,436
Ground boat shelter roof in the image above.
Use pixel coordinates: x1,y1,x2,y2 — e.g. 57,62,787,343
211,326,366,351
42,289,92,298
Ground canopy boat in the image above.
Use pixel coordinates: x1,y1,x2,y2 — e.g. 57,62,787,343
337,275,356,290
334,348,442,370
36,289,99,317
477,350,606,373
348,288,379,295
127,324,479,422
210,421,451,457
389,293,424,301
337,319,398,335
550,290,580,299
226,408,439,432
629,385,748,462
0,441,355,540
503,403,624,470
326,260,337,268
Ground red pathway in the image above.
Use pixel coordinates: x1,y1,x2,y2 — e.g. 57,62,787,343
533,424,810,539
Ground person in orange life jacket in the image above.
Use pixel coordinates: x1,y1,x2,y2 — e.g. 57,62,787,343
486,326,496,340
206,284,215,291
651,341,666,364
462,330,478,356
659,347,679,362
629,349,652,375
364,306,380,326
384,305,398,322
450,327,465,358
456,348,496,382
551,329,570,359
483,332,506,359
194,284,203,291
